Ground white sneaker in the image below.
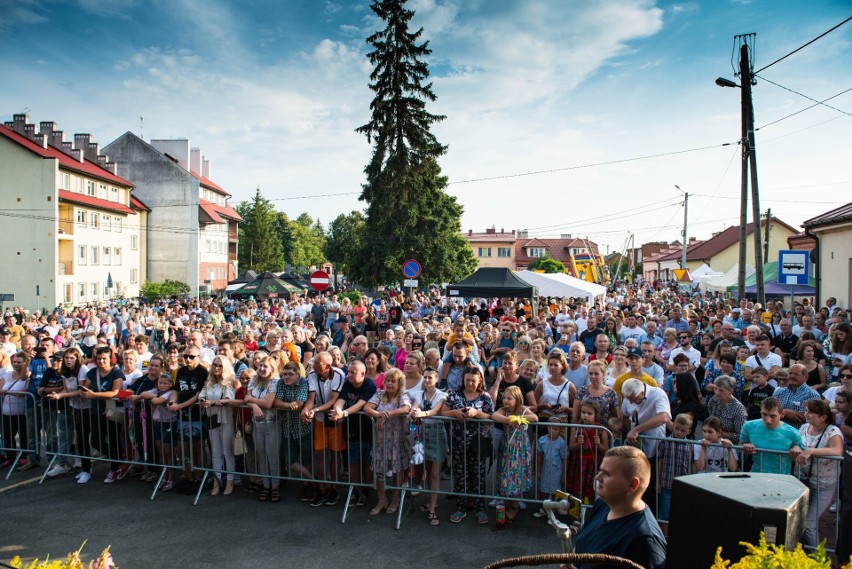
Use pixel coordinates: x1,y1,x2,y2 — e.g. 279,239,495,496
488,499,498,508
73,458,82,469
829,504,837,513
77,472,91,484
411,483,422,497
75,472,81,480
103,470,118,484
47,464,71,477
533,508,547,519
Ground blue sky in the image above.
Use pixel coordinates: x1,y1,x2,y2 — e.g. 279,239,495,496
1,0,850,257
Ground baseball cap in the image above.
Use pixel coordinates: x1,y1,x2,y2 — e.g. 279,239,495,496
626,347,643,358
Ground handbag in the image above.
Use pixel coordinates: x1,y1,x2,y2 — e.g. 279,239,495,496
797,426,826,482
233,430,247,456
105,399,125,424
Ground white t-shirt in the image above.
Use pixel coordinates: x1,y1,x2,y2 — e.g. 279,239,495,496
621,386,671,458
307,368,346,422
745,352,783,372
668,346,701,369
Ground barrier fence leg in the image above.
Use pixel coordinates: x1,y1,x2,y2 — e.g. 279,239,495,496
38,454,59,485
395,487,407,531
192,470,209,506
341,485,355,524
150,467,167,501
4,450,23,481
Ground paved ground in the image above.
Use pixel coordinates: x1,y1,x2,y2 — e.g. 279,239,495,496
0,465,559,569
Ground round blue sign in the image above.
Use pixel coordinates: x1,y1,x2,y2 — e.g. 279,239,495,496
402,259,421,279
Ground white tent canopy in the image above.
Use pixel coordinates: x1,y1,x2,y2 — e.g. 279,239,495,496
700,263,755,293
516,271,607,303
225,282,246,293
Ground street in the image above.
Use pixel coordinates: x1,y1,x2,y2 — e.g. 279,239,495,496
0,466,557,568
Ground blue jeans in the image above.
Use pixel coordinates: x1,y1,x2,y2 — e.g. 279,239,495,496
659,488,672,522
44,406,72,466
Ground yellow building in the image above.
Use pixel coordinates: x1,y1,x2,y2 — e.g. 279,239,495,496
803,204,852,307
464,228,517,269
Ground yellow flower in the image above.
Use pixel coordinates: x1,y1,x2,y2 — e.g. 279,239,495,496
509,416,529,426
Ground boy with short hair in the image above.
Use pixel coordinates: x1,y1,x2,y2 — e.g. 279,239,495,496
745,367,774,420
656,413,694,533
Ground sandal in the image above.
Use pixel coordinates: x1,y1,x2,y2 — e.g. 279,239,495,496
258,489,270,502
243,482,263,495
387,500,399,515
160,480,174,492
506,507,520,522
475,511,489,525
427,510,439,526
449,510,466,523
270,490,281,503
370,503,388,516
418,503,430,513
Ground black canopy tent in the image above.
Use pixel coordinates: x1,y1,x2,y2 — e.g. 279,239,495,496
229,271,300,300
446,268,536,299
228,270,258,285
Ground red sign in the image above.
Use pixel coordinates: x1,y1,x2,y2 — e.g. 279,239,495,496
310,270,331,291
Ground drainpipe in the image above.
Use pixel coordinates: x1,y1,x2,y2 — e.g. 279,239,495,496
804,227,820,307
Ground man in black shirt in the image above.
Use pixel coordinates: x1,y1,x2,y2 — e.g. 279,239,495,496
771,319,799,365
579,314,605,355
169,346,208,490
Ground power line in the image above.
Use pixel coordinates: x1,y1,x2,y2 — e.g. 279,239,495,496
447,143,731,185
756,86,852,130
754,15,852,74
756,76,852,119
688,193,846,205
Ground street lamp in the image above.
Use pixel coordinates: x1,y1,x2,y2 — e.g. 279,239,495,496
674,185,688,270
715,36,765,307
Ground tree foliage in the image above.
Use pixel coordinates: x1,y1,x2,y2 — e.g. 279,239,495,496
236,188,285,273
352,0,476,287
325,211,366,277
528,256,565,273
289,213,326,271
139,280,191,299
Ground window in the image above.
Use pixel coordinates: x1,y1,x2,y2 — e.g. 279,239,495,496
103,247,111,265
206,240,211,253
103,283,110,297
91,246,99,265
98,184,107,199
114,218,122,233
76,210,87,225
63,284,72,304
110,187,118,202
91,283,99,300
130,269,138,284
72,176,82,193
498,247,512,258
90,213,99,229
78,283,86,300
131,235,138,250
114,247,122,265
86,181,95,196
78,245,87,266
59,172,70,189
103,215,111,232
528,247,545,258
477,247,492,258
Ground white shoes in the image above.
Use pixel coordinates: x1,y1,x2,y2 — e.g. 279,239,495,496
47,464,71,477
76,472,91,484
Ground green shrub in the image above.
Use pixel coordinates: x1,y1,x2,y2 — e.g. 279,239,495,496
711,534,836,568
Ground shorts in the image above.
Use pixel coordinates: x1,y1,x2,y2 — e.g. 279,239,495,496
422,423,448,463
282,431,313,467
347,440,373,464
180,420,205,441
313,421,346,452
153,422,177,444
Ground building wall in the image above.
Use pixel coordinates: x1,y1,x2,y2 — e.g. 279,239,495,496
104,133,201,292
709,221,796,273
815,224,852,307
469,240,515,269
0,138,57,309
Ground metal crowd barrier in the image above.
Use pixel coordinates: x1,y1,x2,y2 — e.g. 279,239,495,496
1,391,39,480
639,433,843,554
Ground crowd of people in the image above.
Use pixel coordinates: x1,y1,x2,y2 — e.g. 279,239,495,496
0,285,850,549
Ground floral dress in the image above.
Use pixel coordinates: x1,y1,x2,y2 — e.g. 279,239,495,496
567,426,602,502
576,385,618,424
368,390,412,476
497,412,532,497
445,389,494,512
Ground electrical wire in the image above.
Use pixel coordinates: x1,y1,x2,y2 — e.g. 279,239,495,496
754,16,852,74
756,76,852,119
756,86,852,130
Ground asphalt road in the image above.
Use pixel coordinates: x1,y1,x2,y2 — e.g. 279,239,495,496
0,466,558,569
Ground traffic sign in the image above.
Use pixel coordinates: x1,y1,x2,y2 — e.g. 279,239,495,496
310,270,331,291
402,259,421,279
778,250,809,285
404,279,419,288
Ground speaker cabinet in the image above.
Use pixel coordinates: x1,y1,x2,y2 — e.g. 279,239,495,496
666,473,808,568
837,451,852,563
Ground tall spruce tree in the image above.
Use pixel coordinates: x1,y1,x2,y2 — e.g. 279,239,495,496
236,188,285,273
353,0,476,287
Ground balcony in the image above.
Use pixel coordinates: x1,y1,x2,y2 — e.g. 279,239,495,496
57,261,73,276
58,204,74,236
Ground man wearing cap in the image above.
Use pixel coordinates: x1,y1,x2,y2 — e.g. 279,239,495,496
725,307,747,331
0,326,15,354
332,317,351,350
613,347,659,397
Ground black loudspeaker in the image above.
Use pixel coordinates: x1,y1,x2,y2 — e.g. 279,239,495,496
666,473,808,568
837,451,852,563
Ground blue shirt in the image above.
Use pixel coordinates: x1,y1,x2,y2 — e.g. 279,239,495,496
575,499,667,569
773,384,821,428
739,419,803,474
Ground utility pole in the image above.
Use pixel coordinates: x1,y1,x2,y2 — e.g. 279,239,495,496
739,38,765,307
764,208,772,260
675,185,688,269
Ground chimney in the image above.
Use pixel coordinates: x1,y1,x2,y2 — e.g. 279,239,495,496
97,156,108,168
51,130,65,149
486,226,495,234
24,123,36,140
500,227,504,233
62,141,75,156
512,230,515,236
33,133,48,148
518,229,529,239
70,148,84,163
85,142,100,162
74,134,92,159
468,229,472,236
190,147,202,174
689,237,697,243
560,234,572,239
104,162,117,174
39,121,56,139
202,158,210,179
12,114,27,135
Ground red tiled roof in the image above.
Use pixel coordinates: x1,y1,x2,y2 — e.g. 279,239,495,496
0,124,133,188
465,231,516,243
515,237,599,266
199,201,225,223
802,202,852,229
58,190,136,215
193,172,230,197
652,217,798,262
130,194,151,212
199,198,242,222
